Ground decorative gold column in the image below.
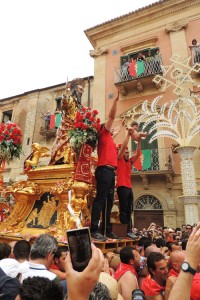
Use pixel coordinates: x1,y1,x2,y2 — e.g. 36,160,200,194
176,146,200,225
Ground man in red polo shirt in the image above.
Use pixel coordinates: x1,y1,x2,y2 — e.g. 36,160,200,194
117,133,141,239
91,88,120,241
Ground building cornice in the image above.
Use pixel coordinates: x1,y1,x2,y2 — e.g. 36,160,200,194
85,0,200,48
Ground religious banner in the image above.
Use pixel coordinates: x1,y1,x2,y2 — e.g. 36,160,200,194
74,143,93,184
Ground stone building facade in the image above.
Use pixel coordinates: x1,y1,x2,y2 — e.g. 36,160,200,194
84,0,200,229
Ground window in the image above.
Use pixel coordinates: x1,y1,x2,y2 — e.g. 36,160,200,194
55,97,62,111
136,195,162,210
2,110,13,123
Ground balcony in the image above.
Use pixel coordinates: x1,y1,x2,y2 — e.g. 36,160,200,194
131,148,174,190
114,54,162,95
39,112,61,139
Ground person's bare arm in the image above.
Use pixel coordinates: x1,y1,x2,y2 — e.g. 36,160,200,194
105,89,119,131
49,268,66,280
117,131,132,160
168,222,200,300
119,272,138,300
130,138,141,163
165,276,177,300
65,243,104,300
112,117,127,140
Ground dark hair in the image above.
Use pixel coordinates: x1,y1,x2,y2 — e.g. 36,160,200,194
13,240,31,260
147,252,165,275
53,246,68,260
192,39,197,45
175,227,181,232
19,276,63,300
120,246,135,264
155,238,166,248
89,282,112,300
0,243,11,260
130,121,138,127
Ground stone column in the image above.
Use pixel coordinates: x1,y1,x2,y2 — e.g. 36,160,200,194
176,146,200,224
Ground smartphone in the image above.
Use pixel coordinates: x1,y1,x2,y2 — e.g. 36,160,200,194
66,227,92,272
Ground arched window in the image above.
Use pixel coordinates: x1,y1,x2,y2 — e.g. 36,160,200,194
135,195,162,210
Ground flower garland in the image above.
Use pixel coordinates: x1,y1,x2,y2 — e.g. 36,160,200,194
0,122,23,163
68,107,101,152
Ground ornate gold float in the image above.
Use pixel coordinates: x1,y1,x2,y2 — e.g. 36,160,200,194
0,79,97,242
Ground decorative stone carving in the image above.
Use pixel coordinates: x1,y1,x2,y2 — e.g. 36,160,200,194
165,19,188,33
90,47,108,58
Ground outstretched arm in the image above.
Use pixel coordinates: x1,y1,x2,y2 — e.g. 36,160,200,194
117,130,132,160
105,88,119,131
112,116,127,140
130,138,141,163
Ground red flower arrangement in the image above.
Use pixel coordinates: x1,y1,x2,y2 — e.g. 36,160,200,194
0,122,23,163
68,107,101,152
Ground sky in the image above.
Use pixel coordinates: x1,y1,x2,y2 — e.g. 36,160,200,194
0,0,156,99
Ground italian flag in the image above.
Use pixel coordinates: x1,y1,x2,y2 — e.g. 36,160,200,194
134,149,151,171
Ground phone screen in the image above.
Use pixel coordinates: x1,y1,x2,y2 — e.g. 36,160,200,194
66,227,92,272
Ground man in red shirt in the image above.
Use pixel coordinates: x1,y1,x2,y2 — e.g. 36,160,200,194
90,89,120,241
117,133,141,239
114,246,140,300
141,252,168,299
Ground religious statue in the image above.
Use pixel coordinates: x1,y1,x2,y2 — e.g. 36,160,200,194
49,78,85,165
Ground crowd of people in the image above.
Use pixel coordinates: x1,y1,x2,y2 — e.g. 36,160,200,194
0,222,200,299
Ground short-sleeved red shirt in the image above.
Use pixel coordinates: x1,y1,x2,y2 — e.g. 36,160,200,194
97,126,117,167
117,157,132,188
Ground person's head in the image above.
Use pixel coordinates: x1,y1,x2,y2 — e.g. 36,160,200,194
13,240,31,262
30,234,58,268
192,39,197,45
16,276,63,300
173,235,181,243
144,245,160,258
0,243,11,260
148,50,151,56
123,149,130,162
185,224,193,234
155,238,166,248
147,252,168,283
120,246,140,270
169,250,185,274
53,246,68,272
130,121,138,130
89,282,112,300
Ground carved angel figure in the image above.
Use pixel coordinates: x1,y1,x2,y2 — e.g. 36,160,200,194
24,143,50,171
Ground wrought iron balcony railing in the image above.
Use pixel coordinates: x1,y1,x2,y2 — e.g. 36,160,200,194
131,148,174,173
114,59,162,84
